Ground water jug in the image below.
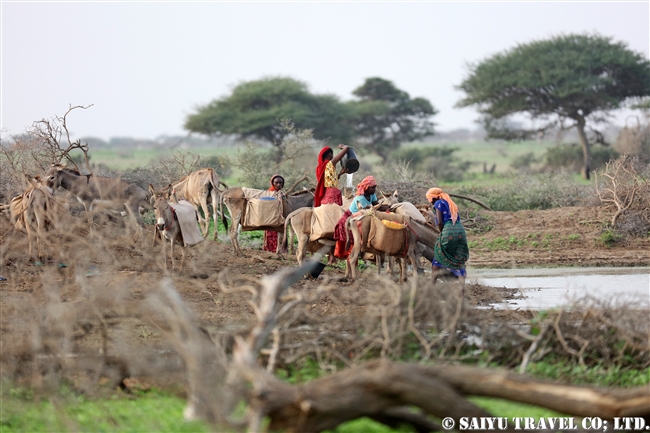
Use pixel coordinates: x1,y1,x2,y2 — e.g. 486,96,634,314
342,147,360,173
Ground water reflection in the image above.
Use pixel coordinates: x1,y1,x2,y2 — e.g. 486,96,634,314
471,267,650,310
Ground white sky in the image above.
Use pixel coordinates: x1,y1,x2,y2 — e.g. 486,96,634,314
1,1,649,142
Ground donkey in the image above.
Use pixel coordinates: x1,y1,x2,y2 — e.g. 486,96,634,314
282,205,340,266
168,168,228,240
149,184,201,270
220,188,314,255
345,211,439,282
43,164,150,238
283,192,401,265
7,175,61,259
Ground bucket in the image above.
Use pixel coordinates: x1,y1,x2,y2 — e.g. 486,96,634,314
308,262,327,279
343,147,360,174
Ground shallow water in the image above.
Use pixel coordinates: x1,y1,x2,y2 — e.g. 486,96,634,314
470,267,650,310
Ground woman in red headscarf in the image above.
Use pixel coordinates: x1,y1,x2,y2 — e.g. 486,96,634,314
314,144,350,207
262,174,285,252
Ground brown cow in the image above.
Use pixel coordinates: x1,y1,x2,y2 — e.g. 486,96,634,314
169,168,227,240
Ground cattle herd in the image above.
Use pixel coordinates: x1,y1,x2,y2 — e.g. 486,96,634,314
2,164,441,281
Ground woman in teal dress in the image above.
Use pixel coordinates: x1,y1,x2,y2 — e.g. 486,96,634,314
426,187,469,288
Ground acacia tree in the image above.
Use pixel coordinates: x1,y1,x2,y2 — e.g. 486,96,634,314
456,33,650,179
349,77,437,162
184,76,354,145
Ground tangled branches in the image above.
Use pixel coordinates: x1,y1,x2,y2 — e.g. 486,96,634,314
595,155,650,231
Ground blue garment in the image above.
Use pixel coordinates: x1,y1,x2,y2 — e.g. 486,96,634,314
433,199,460,225
349,194,378,213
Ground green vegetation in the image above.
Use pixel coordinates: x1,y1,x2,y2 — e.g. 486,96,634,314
456,32,650,179
349,77,437,162
1,388,212,433
6,358,646,433
598,229,623,247
184,76,355,145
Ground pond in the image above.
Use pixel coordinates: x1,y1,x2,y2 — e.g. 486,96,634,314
470,267,650,310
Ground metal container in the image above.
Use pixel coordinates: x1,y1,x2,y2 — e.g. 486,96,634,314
342,147,360,173
308,262,327,279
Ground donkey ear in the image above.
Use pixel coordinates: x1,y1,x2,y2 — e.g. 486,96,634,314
148,184,156,195
165,184,174,198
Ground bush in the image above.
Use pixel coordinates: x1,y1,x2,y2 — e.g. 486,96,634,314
544,143,619,172
614,122,650,163
390,145,472,182
455,171,596,211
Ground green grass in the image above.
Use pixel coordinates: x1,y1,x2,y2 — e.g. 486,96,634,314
1,389,212,433
4,361,648,433
89,146,238,171
405,140,557,175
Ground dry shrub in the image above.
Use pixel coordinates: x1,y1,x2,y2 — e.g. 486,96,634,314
1,211,648,428
595,155,650,235
614,120,650,163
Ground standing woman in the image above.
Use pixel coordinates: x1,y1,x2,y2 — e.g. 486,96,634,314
314,144,349,207
263,174,285,252
426,187,469,288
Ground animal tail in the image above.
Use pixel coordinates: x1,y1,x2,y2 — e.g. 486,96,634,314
209,169,228,192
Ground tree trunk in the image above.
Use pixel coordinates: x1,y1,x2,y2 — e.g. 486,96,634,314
575,116,592,180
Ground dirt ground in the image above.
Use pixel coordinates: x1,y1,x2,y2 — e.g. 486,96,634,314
0,204,648,368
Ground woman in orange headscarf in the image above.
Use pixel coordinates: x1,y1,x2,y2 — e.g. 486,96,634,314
426,187,469,287
263,174,285,252
333,175,385,261
314,144,350,207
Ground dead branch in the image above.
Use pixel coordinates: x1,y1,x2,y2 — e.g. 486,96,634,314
286,173,310,194
449,193,492,211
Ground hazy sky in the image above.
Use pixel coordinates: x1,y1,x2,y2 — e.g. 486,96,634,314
2,1,649,142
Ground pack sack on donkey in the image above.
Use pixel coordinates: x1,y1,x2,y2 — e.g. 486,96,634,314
367,216,407,256
310,204,345,241
242,197,284,231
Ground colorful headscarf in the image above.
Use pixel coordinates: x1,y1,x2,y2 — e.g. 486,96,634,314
356,175,377,196
426,187,459,224
314,146,333,207
269,174,284,191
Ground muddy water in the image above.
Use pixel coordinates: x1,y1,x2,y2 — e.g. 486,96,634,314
471,267,650,310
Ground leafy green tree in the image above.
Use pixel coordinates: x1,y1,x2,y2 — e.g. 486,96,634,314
349,77,437,162
456,33,650,179
184,76,354,145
